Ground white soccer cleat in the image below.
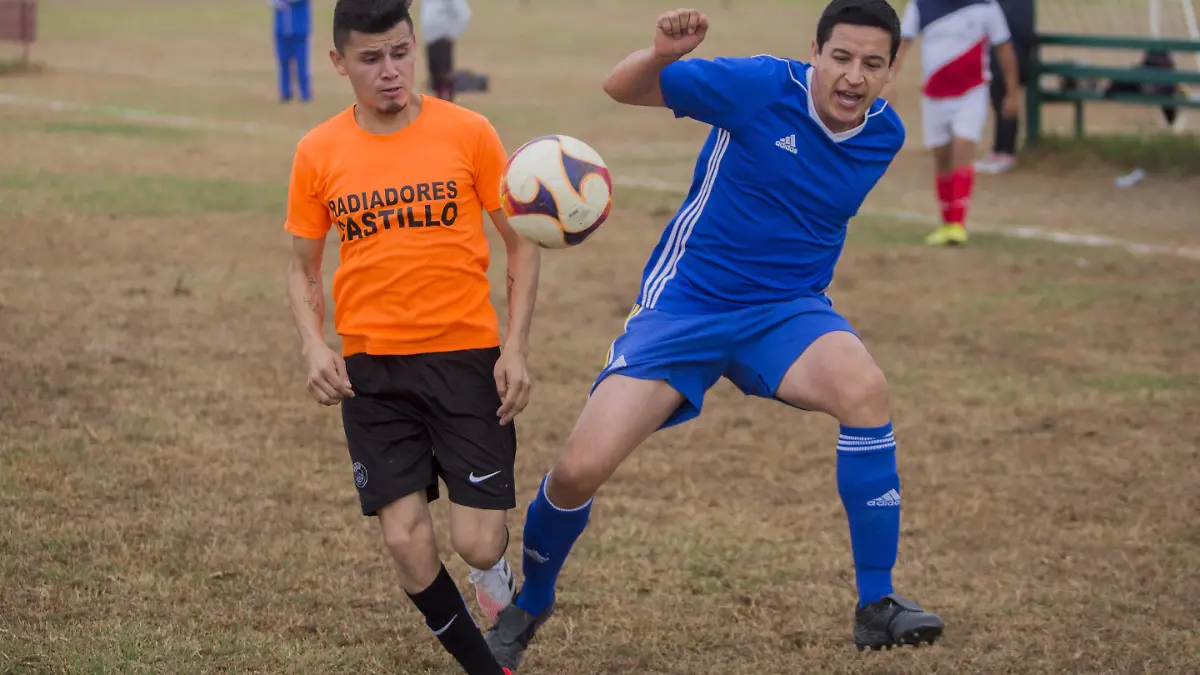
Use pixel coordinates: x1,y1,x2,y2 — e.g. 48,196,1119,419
467,557,515,621
975,152,1016,175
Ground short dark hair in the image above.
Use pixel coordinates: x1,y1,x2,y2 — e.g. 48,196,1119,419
333,0,414,53
816,0,903,63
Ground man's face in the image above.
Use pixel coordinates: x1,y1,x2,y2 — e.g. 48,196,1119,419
810,24,893,132
330,20,417,115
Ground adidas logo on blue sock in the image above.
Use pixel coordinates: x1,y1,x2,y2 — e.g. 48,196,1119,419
867,489,901,507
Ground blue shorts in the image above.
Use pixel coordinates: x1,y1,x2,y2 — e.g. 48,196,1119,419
591,295,857,429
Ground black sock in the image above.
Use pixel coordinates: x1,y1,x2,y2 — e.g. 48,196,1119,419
406,564,505,675
995,116,1019,156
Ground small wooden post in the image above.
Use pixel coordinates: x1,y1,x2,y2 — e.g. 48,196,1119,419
0,0,37,66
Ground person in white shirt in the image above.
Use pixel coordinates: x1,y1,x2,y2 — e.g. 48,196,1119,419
416,0,473,101
885,0,1021,246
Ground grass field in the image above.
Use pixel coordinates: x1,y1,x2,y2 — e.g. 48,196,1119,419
2,1,1199,673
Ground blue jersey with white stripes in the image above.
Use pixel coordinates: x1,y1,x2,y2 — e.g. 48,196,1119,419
637,55,905,314
274,0,311,37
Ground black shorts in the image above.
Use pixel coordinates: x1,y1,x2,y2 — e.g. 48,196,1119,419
340,347,517,516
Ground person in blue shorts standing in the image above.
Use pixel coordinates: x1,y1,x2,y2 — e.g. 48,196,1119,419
486,1,945,668
272,0,312,103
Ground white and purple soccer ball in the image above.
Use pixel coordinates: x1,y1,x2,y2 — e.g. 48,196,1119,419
500,134,613,249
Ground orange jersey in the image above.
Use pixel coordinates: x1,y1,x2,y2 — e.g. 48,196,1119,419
285,97,507,357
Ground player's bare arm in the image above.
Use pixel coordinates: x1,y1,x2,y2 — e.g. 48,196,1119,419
287,235,354,406
490,209,541,426
602,8,708,107
993,40,1022,118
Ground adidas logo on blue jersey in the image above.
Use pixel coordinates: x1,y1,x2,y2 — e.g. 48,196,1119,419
775,134,798,154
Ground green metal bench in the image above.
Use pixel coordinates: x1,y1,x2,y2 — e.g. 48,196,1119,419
1026,32,1200,145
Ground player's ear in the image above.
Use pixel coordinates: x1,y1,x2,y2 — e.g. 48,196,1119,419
811,38,819,61
330,49,348,76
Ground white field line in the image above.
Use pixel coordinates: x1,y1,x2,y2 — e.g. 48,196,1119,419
0,93,295,137
579,175,1200,263
3,92,1199,263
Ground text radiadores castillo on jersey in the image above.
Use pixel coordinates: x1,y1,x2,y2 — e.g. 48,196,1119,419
329,180,462,243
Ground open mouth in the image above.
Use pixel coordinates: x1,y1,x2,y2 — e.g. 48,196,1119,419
381,86,404,97
835,91,864,110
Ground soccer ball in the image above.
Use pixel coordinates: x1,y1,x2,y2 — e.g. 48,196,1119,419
499,134,613,249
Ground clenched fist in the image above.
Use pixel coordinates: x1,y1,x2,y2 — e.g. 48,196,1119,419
654,8,708,59
303,342,354,406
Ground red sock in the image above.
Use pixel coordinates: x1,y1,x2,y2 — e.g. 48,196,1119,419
949,166,975,227
936,173,955,224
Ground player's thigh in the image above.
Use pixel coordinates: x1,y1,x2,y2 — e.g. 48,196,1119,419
597,304,730,430
415,347,517,511
342,355,440,516
553,373,686,494
547,306,727,502
951,85,991,146
726,297,888,424
774,331,890,427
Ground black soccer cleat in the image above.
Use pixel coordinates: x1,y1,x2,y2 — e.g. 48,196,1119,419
484,591,554,671
853,593,944,651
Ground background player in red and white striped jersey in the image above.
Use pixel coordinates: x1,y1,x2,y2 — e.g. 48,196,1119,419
885,0,1021,246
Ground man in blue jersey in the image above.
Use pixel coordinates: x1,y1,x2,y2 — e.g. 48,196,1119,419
271,0,312,103
486,1,945,667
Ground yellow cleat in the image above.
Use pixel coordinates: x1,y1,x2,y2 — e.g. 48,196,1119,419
924,223,969,246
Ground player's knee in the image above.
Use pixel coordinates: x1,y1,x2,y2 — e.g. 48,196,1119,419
379,503,435,563
833,364,890,425
547,456,600,510
382,522,430,560
450,523,507,570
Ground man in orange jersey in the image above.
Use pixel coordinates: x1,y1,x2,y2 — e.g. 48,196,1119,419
283,1,539,673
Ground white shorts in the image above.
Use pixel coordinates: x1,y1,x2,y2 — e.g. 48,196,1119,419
920,84,990,148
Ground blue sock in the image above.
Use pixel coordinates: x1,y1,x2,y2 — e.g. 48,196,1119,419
514,473,592,616
837,422,900,608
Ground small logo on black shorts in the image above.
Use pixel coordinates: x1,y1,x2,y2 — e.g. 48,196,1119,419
352,462,369,489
